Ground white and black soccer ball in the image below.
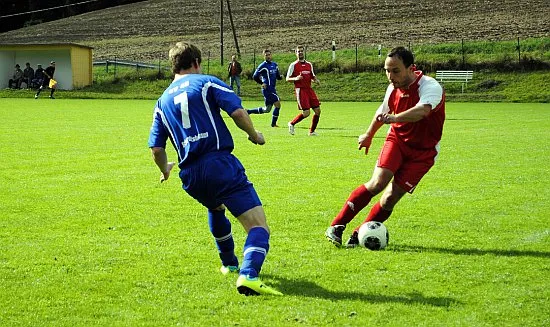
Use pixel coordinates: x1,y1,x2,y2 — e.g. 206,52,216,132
358,221,389,250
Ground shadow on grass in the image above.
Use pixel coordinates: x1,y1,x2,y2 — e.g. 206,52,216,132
391,244,550,258
263,275,459,307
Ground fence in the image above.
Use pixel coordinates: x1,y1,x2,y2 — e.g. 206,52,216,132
92,37,549,80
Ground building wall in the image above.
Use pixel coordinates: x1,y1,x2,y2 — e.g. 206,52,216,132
70,47,92,88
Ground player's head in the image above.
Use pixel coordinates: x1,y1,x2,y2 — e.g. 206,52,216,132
169,42,202,74
384,47,416,89
263,49,272,62
295,46,305,61
231,55,237,61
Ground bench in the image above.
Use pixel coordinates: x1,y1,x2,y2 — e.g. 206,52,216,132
435,70,474,93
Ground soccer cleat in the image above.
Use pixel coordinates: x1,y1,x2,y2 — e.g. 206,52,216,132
345,231,360,248
287,122,295,135
220,265,239,275
236,275,283,296
34,95,38,99
308,132,318,136
271,124,279,128
325,225,346,247
49,95,55,99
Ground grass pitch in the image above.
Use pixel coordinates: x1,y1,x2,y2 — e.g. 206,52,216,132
0,99,549,326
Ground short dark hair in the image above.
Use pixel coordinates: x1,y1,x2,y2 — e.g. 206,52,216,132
169,42,202,74
263,49,271,55
387,47,414,68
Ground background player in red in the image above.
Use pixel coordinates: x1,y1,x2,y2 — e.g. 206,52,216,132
325,46,446,248
286,45,322,136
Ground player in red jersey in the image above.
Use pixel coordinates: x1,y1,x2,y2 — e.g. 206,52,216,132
286,45,322,136
325,46,446,248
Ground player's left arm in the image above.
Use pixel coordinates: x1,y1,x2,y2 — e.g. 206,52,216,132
311,64,320,85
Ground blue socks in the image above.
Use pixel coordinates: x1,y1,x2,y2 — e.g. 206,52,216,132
240,227,270,278
247,107,264,115
271,107,280,126
208,209,238,267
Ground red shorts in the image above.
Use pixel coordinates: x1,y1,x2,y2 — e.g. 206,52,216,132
377,133,439,193
294,87,320,110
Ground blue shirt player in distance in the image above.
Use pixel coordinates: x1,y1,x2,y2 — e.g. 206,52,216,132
148,42,282,296
247,49,283,127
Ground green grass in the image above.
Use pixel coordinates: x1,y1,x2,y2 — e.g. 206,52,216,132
1,99,549,326
3,69,549,103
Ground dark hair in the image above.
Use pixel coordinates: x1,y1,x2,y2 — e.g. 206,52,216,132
169,42,202,74
263,49,271,55
387,47,414,68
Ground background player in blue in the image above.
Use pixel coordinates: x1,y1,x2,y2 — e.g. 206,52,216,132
247,49,283,127
148,42,282,296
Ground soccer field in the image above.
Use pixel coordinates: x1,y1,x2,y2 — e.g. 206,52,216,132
1,99,549,326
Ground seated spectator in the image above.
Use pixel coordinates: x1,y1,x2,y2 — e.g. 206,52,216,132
32,64,44,89
22,62,34,89
8,64,24,89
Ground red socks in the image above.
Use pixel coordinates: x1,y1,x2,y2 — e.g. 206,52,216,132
291,113,305,125
310,114,320,133
352,202,393,233
331,185,374,226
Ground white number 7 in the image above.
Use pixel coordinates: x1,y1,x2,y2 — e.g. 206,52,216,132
174,92,191,129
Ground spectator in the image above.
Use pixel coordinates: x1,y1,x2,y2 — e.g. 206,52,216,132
8,64,24,89
22,62,34,89
227,55,242,96
32,64,44,88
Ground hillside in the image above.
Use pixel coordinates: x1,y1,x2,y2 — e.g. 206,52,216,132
0,0,548,62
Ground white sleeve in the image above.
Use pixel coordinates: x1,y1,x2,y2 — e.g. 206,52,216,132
417,76,443,109
375,84,394,115
286,62,295,79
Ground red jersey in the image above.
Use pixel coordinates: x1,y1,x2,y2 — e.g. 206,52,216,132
377,71,445,149
286,60,316,89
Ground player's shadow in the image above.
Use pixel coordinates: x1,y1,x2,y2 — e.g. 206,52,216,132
263,275,459,307
390,244,550,258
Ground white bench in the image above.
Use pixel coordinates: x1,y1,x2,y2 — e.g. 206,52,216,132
435,70,473,93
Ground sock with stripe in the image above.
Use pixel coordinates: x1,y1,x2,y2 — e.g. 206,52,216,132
331,184,374,226
240,227,270,278
208,209,238,267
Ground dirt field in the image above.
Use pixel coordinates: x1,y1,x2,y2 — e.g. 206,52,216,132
0,0,548,61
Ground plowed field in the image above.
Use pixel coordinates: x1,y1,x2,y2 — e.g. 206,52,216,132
0,0,548,61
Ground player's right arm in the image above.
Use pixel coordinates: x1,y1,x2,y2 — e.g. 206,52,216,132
148,105,175,181
286,62,301,82
252,63,264,85
358,85,392,155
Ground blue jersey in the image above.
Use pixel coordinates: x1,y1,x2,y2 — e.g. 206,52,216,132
148,74,242,168
252,61,282,92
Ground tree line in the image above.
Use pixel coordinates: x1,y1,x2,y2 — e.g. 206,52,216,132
0,0,146,33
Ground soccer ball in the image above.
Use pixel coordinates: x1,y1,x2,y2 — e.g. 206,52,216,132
358,221,389,250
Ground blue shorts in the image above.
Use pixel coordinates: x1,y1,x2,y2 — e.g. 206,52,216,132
262,89,280,106
179,152,262,217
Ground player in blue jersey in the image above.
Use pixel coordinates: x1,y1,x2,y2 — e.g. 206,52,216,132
247,49,283,127
148,42,282,296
